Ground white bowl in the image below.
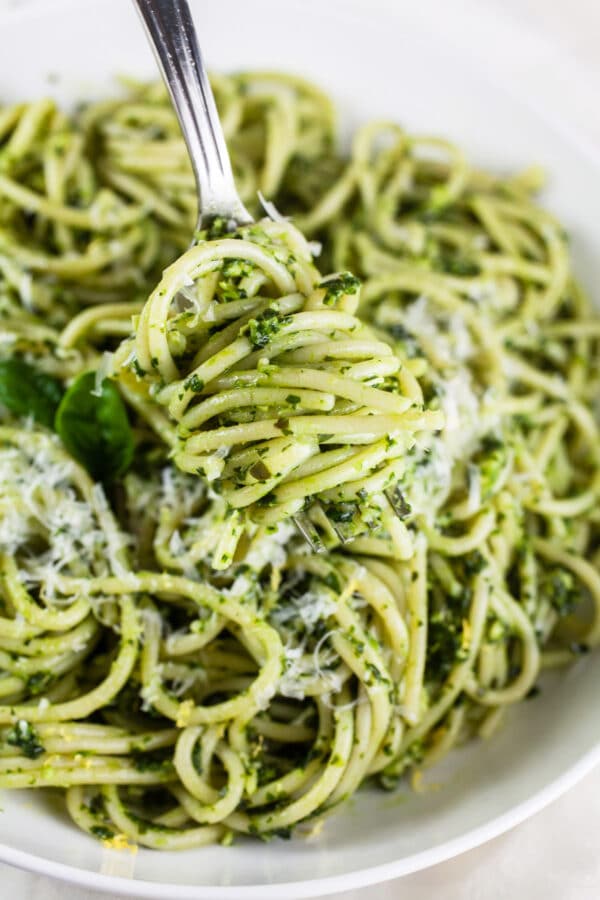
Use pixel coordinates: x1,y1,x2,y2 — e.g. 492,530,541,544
1,0,600,896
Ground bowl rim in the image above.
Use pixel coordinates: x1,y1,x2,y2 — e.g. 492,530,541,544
2,742,600,899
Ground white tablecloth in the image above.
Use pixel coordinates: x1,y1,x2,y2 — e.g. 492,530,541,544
2,0,600,896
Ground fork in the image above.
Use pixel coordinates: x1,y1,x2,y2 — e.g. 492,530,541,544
133,0,409,552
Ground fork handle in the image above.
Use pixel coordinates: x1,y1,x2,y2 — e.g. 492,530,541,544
133,0,252,228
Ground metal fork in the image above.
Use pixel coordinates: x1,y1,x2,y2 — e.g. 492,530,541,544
133,0,408,552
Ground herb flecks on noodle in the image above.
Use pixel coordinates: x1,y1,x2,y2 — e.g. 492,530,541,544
119,217,442,567
0,73,599,849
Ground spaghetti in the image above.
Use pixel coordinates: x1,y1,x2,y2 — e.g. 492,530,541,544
0,73,598,849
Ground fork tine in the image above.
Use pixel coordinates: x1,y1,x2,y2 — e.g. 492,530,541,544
326,521,351,545
314,501,351,545
384,486,412,519
293,512,325,553
305,502,343,549
312,499,359,545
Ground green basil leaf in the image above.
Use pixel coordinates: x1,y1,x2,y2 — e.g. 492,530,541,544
0,358,63,428
54,372,134,481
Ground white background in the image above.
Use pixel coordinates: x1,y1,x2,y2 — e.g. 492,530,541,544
1,0,600,897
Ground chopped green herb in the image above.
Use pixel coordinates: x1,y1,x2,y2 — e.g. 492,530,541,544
539,566,580,617
184,374,205,393
90,825,115,841
247,308,290,349
6,720,45,759
319,272,361,306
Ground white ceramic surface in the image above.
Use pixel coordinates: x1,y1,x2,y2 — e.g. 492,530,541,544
1,0,600,897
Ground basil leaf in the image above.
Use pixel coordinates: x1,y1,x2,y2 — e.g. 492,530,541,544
0,358,63,428
55,372,134,481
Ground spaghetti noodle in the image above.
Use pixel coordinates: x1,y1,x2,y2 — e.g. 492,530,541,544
0,73,598,849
